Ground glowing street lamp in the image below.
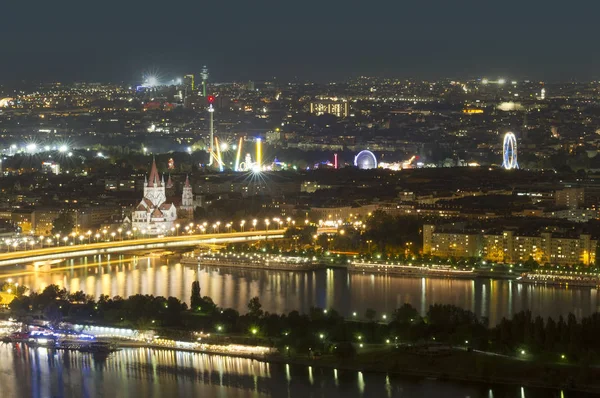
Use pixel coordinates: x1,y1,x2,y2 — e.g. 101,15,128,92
240,220,246,232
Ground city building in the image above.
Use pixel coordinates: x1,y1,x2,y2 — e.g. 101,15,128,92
128,159,178,235
309,100,349,118
555,187,584,209
180,175,194,220
32,209,60,235
424,224,597,266
41,161,60,175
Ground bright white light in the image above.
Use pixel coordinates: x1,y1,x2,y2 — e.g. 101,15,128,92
44,145,50,151
97,152,104,158
220,142,228,151
187,147,192,154
144,75,159,87
252,164,262,174
58,145,68,153
498,79,506,85
26,143,37,153
176,78,182,85
481,78,489,84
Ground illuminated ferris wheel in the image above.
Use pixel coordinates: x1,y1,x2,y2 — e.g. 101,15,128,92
502,132,519,170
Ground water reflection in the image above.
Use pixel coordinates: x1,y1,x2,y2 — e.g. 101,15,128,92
4,255,600,324
0,345,579,398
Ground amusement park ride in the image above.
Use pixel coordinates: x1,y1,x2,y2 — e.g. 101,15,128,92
205,94,264,173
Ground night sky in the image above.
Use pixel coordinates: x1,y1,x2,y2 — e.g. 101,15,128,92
2,1,598,83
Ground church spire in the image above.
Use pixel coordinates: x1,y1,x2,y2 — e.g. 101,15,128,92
147,157,161,187
166,174,174,188
184,174,191,188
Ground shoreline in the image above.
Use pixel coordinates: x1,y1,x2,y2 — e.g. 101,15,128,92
112,342,599,394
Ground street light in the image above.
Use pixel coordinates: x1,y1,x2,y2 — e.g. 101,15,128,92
176,223,180,236
117,228,123,241
252,219,257,230
240,220,246,232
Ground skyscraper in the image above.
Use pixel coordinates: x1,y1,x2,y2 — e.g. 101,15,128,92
201,66,209,97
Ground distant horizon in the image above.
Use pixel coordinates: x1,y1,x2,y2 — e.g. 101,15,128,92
0,74,597,86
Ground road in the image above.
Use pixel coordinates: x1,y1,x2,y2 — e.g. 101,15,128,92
0,227,337,267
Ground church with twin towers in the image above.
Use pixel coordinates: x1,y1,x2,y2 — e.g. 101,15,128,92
125,159,194,235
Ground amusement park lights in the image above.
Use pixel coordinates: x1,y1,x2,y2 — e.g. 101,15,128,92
502,132,519,170
234,137,243,172
354,150,377,170
256,138,262,167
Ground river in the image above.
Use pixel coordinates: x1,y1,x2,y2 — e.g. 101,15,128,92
0,344,584,398
3,254,600,325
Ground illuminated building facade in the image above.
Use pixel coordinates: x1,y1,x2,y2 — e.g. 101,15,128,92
310,100,349,118
424,225,597,265
129,159,177,235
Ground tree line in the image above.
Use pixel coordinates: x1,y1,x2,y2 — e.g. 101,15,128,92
8,283,600,364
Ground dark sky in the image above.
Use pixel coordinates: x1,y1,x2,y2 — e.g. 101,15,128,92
2,1,598,83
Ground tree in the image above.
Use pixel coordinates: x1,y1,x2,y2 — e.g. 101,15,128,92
316,234,329,250
68,291,87,303
334,341,356,360
248,296,263,318
52,212,74,235
365,308,377,322
393,303,419,324
190,281,201,310
43,302,63,328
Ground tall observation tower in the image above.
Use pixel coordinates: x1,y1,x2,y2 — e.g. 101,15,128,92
201,66,209,98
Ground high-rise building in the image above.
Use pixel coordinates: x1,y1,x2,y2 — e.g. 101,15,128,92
183,74,195,92
201,66,209,97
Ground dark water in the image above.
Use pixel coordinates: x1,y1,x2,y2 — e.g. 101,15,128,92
6,255,600,324
0,344,581,398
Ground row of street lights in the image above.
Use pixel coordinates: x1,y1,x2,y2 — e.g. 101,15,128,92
3,217,308,252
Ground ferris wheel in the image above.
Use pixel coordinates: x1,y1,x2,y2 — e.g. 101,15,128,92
502,132,519,170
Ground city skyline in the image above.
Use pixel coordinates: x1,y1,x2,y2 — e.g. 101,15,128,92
2,1,600,82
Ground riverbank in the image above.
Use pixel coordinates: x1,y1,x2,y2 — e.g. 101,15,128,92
103,340,600,394
180,254,322,271
519,272,600,288
348,261,521,280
